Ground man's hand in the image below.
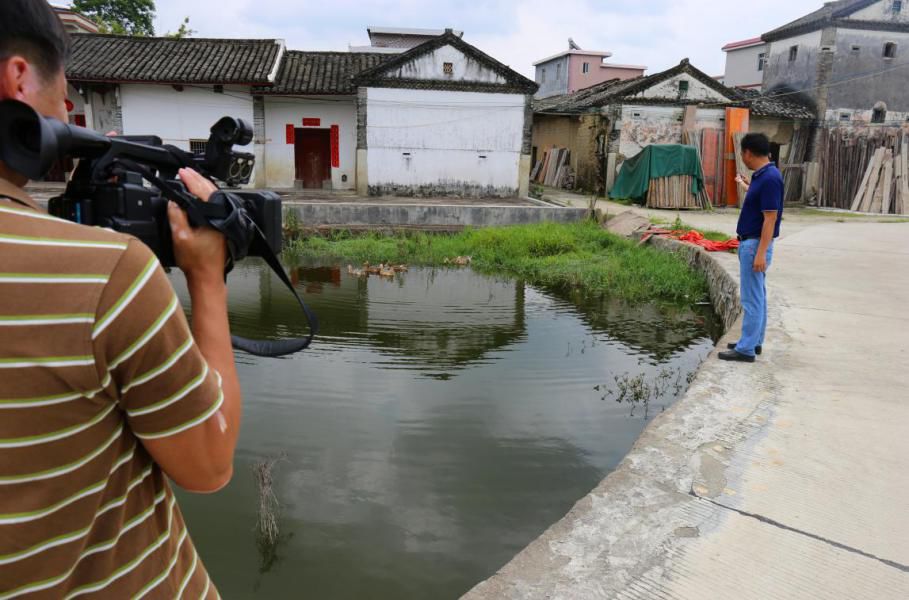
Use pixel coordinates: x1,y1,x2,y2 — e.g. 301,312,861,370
753,252,768,273
167,168,226,284
735,173,751,191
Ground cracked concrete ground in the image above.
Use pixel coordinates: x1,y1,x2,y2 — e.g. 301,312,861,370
464,200,909,599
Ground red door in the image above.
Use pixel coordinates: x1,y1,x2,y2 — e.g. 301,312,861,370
294,128,331,189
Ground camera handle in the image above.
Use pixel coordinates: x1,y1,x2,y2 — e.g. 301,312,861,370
116,159,319,358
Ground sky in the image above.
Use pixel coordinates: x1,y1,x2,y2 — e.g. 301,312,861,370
88,0,828,76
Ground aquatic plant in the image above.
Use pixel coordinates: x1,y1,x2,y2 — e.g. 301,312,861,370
282,222,709,305
253,453,285,566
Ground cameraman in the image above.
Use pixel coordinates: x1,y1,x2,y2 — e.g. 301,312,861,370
0,1,240,596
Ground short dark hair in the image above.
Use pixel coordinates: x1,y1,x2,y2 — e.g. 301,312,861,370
0,0,70,81
740,133,771,157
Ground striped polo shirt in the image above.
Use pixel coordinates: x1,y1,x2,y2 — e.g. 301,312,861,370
0,177,222,598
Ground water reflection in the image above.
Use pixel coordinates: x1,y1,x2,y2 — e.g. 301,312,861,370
171,262,720,600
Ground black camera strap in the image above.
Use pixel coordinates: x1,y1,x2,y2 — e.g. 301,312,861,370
116,159,319,358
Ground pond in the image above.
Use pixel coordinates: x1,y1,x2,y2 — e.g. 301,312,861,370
172,260,721,599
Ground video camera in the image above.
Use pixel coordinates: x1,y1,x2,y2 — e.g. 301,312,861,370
0,99,279,268
0,99,316,356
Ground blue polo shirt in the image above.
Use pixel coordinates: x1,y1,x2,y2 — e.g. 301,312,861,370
737,163,784,239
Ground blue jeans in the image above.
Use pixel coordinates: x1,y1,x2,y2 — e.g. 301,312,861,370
735,238,773,357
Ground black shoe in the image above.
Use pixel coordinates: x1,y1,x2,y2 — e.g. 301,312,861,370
718,349,755,363
727,343,762,355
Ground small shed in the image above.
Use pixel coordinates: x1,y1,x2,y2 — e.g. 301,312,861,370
610,144,707,209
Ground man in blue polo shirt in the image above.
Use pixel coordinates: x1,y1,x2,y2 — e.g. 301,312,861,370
719,133,783,363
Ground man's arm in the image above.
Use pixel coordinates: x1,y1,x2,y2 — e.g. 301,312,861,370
753,210,777,273
94,168,241,494
143,168,241,492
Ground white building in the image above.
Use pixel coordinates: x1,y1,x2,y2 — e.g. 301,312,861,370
66,35,286,188
255,51,386,190
352,30,537,197
66,30,537,197
721,37,767,90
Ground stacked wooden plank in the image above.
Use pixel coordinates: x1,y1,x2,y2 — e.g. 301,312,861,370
681,129,714,209
782,127,810,204
819,127,909,213
847,140,909,214
646,175,702,209
532,147,574,189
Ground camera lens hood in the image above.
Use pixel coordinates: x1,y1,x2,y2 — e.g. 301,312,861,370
0,99,111,180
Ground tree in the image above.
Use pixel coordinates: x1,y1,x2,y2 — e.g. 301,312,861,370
166,17,197,39
72,0,156,36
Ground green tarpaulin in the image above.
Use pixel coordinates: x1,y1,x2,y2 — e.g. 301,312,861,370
609,144,704,200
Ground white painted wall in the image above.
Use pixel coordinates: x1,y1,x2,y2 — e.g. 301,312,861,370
634,74,730,102
365,87,525,194
851,0,909,22
120,84,254,150
262,96,357,189
723,44,767,89
384,44,507,84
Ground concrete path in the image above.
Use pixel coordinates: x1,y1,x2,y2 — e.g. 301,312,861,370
465,205,909,598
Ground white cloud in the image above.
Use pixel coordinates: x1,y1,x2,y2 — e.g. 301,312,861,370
150,0,827,76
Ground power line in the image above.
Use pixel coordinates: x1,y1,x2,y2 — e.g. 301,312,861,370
700,56,909,109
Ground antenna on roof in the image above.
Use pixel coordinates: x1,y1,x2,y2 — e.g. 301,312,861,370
568,38,581,50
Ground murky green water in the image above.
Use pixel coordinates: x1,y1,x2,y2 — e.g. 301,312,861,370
172,261,720,599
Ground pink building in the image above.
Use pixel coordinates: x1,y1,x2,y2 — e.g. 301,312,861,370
533,43,646,98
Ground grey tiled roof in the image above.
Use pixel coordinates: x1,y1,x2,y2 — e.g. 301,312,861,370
66,34,283,84
534,60,815,120
760,0,909,41
256,51,389,95
354,31,538,94
734,88,816,120
535,59,733,113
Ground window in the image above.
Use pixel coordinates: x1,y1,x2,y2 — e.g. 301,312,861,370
789,45,799,62
556,63,562,79
894,0,903,14
443,62,453,76
541,68,546,83
757,52,766,71
851,44,861,54
582,62,590,74
872,102,888,123
189,139,208,155
839,112,851,122
679,80,689,99
884,42,898,58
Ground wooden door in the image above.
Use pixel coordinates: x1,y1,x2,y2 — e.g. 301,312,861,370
294,128,331,189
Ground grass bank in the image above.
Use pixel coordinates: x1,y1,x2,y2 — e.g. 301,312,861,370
283,222,708,305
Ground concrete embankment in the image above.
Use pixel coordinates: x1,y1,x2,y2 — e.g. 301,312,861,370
465,221,909,599
284,201,587,231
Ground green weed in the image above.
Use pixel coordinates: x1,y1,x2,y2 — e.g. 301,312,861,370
283,222,708,305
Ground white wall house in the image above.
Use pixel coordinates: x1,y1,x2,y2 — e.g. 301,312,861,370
66,35,285,188
254,51,387,190
119,84,255,152
353,30,538,197
65,30,539,197
721,37,767,90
